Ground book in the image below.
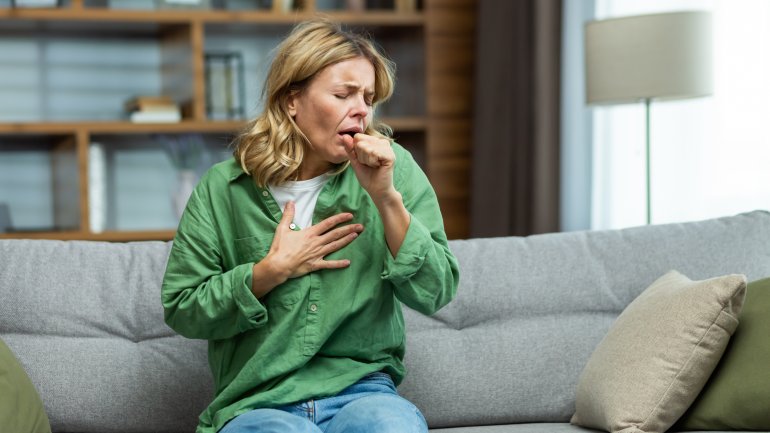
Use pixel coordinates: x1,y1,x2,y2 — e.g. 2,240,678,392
88,143,107,233
131,104,180,112
124,95,176,113
12,0,60,8
129,110,182,123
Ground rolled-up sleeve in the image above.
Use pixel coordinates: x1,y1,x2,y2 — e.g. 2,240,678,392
161,184,268,340
381,145,460,316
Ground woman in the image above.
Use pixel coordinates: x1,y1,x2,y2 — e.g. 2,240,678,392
161,19,459,433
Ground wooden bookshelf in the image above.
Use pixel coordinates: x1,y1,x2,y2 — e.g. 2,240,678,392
0,0,475,241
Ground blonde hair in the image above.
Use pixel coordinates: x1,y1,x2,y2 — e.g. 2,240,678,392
234,19,396,187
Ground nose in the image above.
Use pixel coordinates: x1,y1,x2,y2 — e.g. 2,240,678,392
349,95,369,119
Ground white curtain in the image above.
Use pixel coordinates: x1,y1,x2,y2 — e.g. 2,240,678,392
591,0,770,229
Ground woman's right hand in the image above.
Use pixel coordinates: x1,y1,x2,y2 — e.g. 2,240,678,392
251,201,363,298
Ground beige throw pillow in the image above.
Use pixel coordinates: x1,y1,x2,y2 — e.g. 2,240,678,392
570,270,746,433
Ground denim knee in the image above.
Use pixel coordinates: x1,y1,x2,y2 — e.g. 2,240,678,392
325,393,428,433
219,408,322,433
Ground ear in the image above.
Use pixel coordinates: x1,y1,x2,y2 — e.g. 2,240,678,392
286,91,299,117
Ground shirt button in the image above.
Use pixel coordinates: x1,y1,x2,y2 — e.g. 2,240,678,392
289,223,297,230
309,304,318,312
261,190,268,197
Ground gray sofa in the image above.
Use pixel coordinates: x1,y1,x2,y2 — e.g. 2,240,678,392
2,210,768,433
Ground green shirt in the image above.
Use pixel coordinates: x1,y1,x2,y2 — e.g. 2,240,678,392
161,143,459,433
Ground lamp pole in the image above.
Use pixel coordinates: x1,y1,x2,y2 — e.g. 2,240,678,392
645,98,652,225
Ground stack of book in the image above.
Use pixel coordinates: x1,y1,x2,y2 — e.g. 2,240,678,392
125,96,182,123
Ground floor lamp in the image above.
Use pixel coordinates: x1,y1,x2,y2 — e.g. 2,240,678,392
585,11,713,225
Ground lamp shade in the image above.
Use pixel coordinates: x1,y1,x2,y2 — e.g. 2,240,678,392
585,11,713,105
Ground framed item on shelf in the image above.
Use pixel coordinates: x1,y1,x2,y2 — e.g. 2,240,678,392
209,0,271,10
345,0,365,12
11,0,60,8
157,0,211,9
108,0,155,10
274,0,295,12
204,52,246,121
0,203,11,233
365,0,394,10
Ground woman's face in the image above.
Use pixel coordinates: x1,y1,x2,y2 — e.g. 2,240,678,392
288,56,376,178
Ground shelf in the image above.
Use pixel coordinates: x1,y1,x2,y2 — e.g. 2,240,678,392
0,230,175,241
0,8,424,26
0,120,238,134
0,117,426,134
0,116,427,242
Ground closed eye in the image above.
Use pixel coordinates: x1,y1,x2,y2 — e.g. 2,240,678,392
334,91,373,106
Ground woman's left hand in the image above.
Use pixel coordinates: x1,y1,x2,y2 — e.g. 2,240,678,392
342,133,397,202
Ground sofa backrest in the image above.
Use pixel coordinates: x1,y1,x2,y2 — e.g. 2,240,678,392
1,210,769,432
396,210,770,428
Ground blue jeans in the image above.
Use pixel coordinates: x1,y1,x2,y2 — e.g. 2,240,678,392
219,372,428,433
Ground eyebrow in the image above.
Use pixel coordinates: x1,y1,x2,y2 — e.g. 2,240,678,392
335,83,375,96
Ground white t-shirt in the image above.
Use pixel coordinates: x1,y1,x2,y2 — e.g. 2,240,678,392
268,172,332,230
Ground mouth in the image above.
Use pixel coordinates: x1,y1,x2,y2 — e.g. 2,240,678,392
338,126,363,139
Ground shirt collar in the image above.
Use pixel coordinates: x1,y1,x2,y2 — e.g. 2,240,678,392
226,159,249,183
225,159,347,184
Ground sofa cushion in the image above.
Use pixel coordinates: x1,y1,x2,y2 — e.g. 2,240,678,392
0,337,51,433
675,277,770,430
428,426,737,433
0,240,213,433
570,271,746,433
429,422,603,432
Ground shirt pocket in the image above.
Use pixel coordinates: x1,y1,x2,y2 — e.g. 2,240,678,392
233,235,303,307
234,235,271,264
